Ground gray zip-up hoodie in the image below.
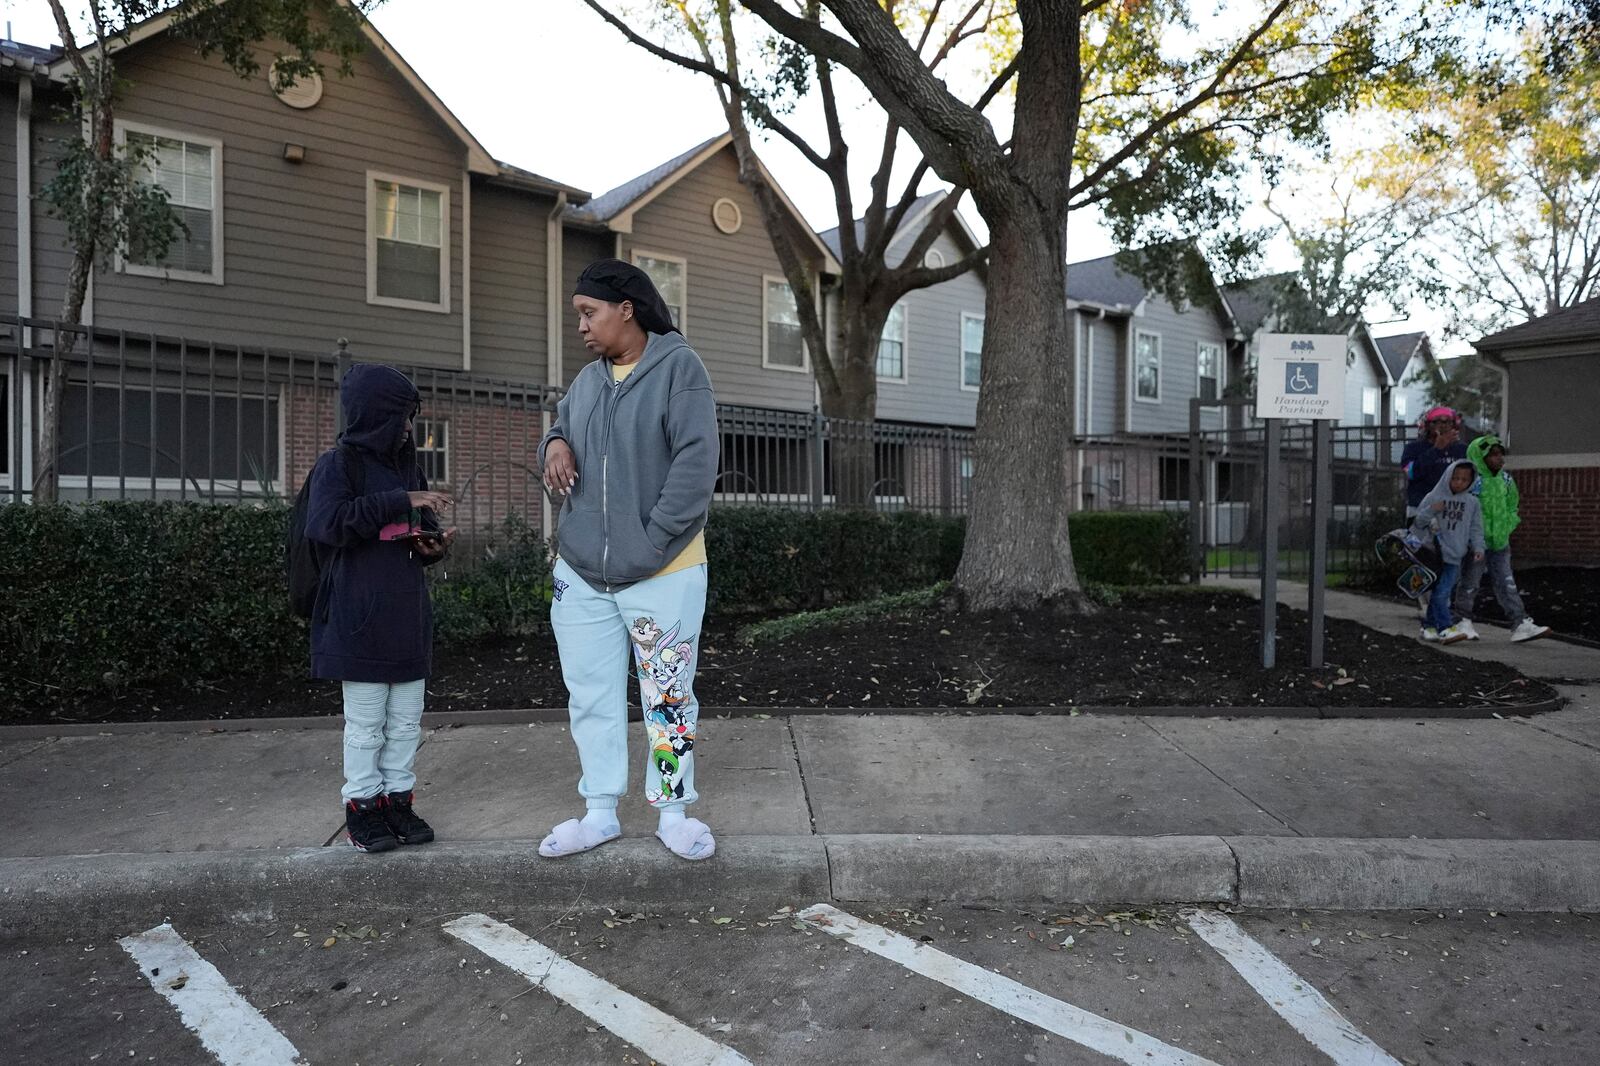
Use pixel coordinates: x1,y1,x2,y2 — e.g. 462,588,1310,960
539,332,718,592
1408,459,1485,565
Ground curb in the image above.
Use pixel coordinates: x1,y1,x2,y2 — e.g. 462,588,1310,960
4,835,1597,935
0,693,1568,739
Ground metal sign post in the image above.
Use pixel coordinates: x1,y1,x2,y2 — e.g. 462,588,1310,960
1254,333,1348,671
1308,418,1332,668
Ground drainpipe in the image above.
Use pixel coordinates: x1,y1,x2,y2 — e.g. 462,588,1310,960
15,68,34,492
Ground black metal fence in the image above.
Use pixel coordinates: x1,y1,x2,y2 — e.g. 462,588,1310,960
2,317,976,537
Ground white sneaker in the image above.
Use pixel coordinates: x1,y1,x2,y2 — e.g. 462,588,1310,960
1459,619,1481,641
1511,619,1551,643
1420,627,1440,643
1439,624,1470,645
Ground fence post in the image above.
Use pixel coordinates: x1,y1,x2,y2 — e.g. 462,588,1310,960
1261,418,1282,669
809,405,824,511
333,338,351,436
941,426,954,515
1188,398,1204,583
1307,418,1332,668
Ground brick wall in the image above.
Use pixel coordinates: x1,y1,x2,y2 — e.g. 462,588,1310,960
1511,466,1600,565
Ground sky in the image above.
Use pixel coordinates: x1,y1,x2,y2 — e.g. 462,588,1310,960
0,0,1461,353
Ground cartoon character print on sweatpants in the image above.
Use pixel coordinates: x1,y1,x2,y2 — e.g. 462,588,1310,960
629,616,697,805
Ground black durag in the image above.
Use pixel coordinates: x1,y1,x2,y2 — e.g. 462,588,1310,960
573,258,680,336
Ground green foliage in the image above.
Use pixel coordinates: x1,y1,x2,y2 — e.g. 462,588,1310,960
1067,511,1190,586
0,501,303,707
701,507,965,613
39,129,185,275
735,583,949,646
430,516,554,644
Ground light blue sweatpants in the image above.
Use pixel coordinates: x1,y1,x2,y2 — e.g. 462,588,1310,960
341,679,426,802
550,557,707,813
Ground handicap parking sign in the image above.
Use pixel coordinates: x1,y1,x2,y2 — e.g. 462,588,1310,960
1285,362,1318,394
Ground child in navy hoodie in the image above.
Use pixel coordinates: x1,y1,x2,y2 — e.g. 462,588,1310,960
307,364,455,852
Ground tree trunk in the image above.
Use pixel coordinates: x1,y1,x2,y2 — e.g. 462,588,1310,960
950,205,1086,612
818,333,878,508
33,248,92,503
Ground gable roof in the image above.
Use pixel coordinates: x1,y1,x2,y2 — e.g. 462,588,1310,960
1373,331,1429,382
40,1,502,176
564,133,840,272
1,39,63,67
1475,296,1600,352
1065,252,1149,310
818,190,984,272
1220,272,1300,336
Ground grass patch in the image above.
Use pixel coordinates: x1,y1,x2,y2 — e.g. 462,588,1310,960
737,583,949,646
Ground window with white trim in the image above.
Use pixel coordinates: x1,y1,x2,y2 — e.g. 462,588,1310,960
415,417,449,484
369,174,448,310
1395,393,1408,422
0,368,10,481
762,277,806,370
877,302,907,380
961,313,984,390
122,126,222,280
1197,341,1222,402
1135,331,1161,401
1362,386,1381,425
634,252,686,329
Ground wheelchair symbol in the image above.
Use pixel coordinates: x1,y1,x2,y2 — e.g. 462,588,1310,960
1285,362,1318,394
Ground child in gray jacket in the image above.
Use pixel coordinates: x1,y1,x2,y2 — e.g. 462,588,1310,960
1409,459,1485,644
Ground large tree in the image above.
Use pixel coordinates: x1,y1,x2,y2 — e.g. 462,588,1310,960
34,0,378,501
581,0,1000,507
732,0,1410,611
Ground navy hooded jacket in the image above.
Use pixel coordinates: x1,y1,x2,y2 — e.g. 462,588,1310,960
1400,435,1467,510
306,364,438,683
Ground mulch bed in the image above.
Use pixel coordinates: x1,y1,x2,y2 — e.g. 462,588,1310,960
1458,565,1599,644
13,590,1554,727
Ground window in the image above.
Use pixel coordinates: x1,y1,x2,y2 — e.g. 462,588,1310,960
1395,394,1408,422
1197,341,1222,402
762,277,806,370
1361,386,1381,426
634,252,686,329
1159,456,1191,502
59,384,279,485
961,313,984,390
368,173,449,311
120,125,223,282
0,370,9,480
877,303,907,380
1107,458,1125,499
959,455,975,489
1135,331,1161,402
415,417,449,484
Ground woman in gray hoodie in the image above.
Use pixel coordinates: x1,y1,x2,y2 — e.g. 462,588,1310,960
1408,459,1485,645
537,259,720,861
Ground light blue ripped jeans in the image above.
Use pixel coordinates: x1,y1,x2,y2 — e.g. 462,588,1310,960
341,679,426,802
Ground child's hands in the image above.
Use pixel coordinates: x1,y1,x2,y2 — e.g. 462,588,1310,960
416,529,456,558
408,490,453,512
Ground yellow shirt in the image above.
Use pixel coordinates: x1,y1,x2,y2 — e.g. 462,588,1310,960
609,359,706,578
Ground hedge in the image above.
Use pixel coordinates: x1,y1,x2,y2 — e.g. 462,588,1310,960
0,502,1186,707
1066,510,1189,585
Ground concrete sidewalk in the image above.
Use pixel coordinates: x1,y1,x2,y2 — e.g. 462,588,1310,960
3,692,1598,920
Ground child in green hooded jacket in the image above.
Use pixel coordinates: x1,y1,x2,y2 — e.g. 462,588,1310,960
1452,435,1551,643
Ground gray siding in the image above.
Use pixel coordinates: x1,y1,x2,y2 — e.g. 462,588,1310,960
1507,355,1597,456
42,33,469,367
618,146,817,412
875,227,983,428
1124,295,1230,435
1078,314,1122,436
1340,342,1387,426
0,81,16,317
469,179,551,382
558,226,615,386
30,107,74,323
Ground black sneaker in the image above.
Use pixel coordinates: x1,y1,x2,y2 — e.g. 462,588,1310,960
382,791,435,845
345,796,399,853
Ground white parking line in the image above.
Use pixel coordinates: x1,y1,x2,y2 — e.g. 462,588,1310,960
118,923,306,1066
1186,911,1401,1066
796,904,1221,1066
443,914,753,1066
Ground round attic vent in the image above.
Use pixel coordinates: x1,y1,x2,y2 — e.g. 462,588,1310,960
924,248,946,269
711,197,743,235
269,61,324,109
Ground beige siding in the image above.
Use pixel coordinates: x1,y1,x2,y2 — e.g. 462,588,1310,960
875,227,984,428
619,146,817,412
470,180,550,382
39,33,469,367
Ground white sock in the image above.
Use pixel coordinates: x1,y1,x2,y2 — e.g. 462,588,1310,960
657,809,686,832
583,808,620,835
